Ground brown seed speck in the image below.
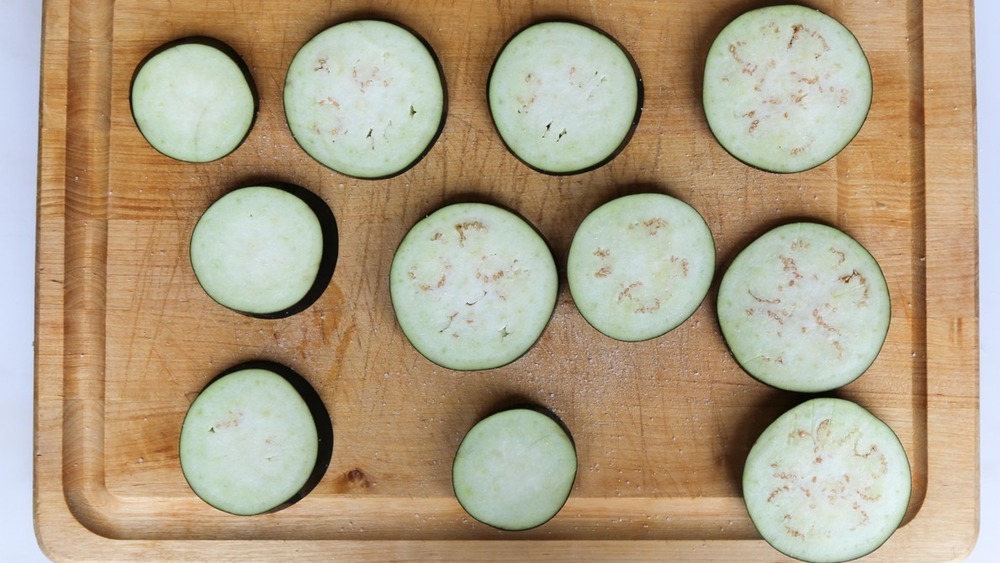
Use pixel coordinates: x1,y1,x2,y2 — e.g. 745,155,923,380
749,290,781,304
455,221,486,246
643,217,668,235
617,281,642,302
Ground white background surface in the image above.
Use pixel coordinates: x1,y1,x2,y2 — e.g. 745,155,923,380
0,1,993,561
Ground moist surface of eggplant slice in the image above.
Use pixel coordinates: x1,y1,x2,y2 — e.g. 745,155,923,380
452,408,577,531
179,366,326,516
283,20,445,179
716,222,890,393
567,193,715,341
488,21,641,174
131,39,256,163
190,185,329,317
389,203,557,371
743,398,911,562
703,5,872,173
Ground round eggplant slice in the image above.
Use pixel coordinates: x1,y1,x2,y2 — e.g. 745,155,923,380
743,397,911,562
716,222,890,393
702,5,872,173
131,39,256,163
190,185,332,317
488,21,641,174
283,20,445,179
567,193,716,341
389,203,557,371
180,366,330,516
453,408,577,531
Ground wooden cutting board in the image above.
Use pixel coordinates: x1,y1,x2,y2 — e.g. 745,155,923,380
34,0,979,560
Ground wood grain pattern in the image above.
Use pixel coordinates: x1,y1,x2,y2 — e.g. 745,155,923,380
34,0,978,560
